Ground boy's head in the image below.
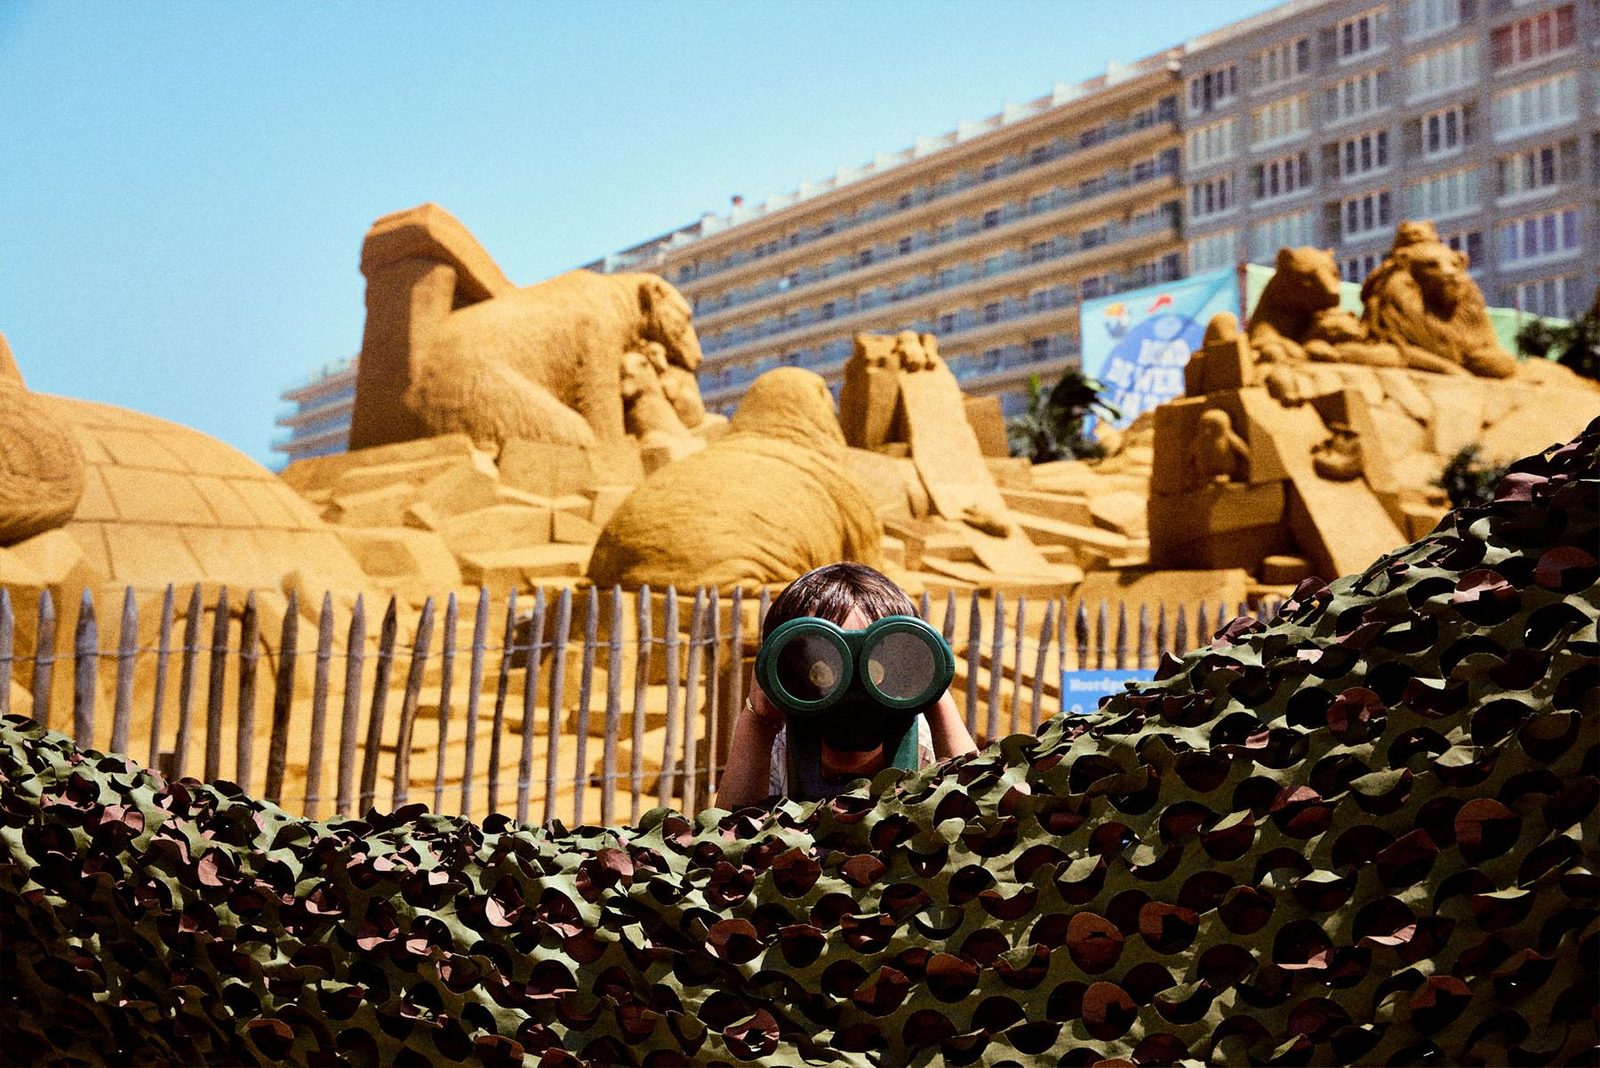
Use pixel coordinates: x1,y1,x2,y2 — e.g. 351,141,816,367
762,563,925,788
763,562,917,641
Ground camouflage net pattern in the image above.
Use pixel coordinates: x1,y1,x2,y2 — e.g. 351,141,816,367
2,419,1598,1066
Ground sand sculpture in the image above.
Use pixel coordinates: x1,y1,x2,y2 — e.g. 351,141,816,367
348,203,713,460
837,331,1091,589
0,332,86,545
586,367,885,590
1151,223,1600,584
3,416,1595,1064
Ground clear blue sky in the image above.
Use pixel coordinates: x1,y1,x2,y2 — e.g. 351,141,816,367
0,1,1279,467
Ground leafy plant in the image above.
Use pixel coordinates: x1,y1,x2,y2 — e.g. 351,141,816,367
1514,285,1600,382
1435,443,1509,510
1006,370,1122,463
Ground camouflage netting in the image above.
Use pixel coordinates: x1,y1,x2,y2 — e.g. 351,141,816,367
3,420,1598,1066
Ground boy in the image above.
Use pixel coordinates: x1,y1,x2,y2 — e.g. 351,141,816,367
717,562,977,807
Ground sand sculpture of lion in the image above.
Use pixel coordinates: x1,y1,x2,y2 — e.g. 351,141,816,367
349,204,710,454
586,368,884,590
1360,220,1518,378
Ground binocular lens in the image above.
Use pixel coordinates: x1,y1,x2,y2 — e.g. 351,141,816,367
777,634,846,702
865,630,938,702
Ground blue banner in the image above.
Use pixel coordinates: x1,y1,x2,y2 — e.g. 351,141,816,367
1080,269,1240,428
1060,669,1157,714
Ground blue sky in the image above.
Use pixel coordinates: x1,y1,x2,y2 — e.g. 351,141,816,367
0,1,1279,467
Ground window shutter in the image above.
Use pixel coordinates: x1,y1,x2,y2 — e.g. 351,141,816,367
1461,103,1475,146
1318,26,1338,66
1402,118,1423,160
1323,202,1344,243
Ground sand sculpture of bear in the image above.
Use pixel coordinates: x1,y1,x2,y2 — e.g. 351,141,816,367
349,204,709,454
0,332,85,545
586,368,884,590
1241,247,1403,369
1360,220,1518,378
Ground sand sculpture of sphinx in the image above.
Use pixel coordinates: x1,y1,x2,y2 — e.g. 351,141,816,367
348,204,716,459
585,367,885,590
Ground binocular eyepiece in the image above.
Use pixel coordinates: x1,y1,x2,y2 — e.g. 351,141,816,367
755,615,954,798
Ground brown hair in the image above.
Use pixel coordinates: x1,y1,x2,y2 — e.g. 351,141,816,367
762,562,918,640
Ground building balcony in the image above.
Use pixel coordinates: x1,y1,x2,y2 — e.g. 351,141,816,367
671,117,1179,292
691,170,1181,330
698,216,1181,364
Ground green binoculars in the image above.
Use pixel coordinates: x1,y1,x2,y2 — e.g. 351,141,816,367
755,614,953,799
755,614,955,720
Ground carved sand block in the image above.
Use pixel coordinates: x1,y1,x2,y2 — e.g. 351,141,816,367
0,333,85,545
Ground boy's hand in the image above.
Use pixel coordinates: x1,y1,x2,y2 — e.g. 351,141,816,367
745,690,785,735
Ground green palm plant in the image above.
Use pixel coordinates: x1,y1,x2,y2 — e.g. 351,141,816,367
1006,370,1121,463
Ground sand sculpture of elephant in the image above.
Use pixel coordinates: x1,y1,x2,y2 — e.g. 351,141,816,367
348,204,709,454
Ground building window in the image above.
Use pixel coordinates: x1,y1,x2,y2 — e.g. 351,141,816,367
1254,38,1311,90
1422,105,1469,157
1494,73,1578,140
1187,117,1239,168
1497,140,1578,201
1326,70,1388,124
1250,210,1316,261
856,248,874,267
1341,190,1393,239
1490,5,1577,71
1252,151,1313,201
1497,207,1581,265
1402,0,1459,40
897,236,913,256
1337,129,1391,179
1251,94,1309,148
1189,64,1239,114
982,209,1001,230
1028,337,1051,362
1343,252,1382,283
1191,174,1237,218
1080,276,1106,301
1336,8,1388,61
1405,166,1481,219
1500,276,1582,318
1442,228,1484,267
1190,229,1241,272
1405,40,1479,103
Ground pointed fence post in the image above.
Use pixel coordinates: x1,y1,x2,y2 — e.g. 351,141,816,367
147,585,175,771
631,586,652,825
172,585,203,781
1074,601,1090,673
1114,601,1129,672
572,586,599,826
681,589,707,811
1137,603,1153,672
1156,603,1170,663
722,585,743,798
1095,600,1110,671
1029,600,1054,731
514,589,547,825
203,587,230,782
111,587,138,756
964,591,982,738
335,594,367,817
31,589,56,728
659,587,681,808
986,590,1005,742
0,588,12,717
433,592,459,816
358,597,398,812
542,588,573,825
72,589,97,750
1009,596,1027,735
1196,602,1210,649
234,592,260,792
704,588,722,799
459,588,489,818
941,589,957,644
392,595,434,809
486,589,519,817
1055,597,1068,714
303,593,334,818
918,590,931,621
600,586,625,827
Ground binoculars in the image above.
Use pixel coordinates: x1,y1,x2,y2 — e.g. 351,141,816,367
755,614,954,799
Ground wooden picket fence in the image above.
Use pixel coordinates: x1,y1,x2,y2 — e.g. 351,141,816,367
0,583,1279,826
